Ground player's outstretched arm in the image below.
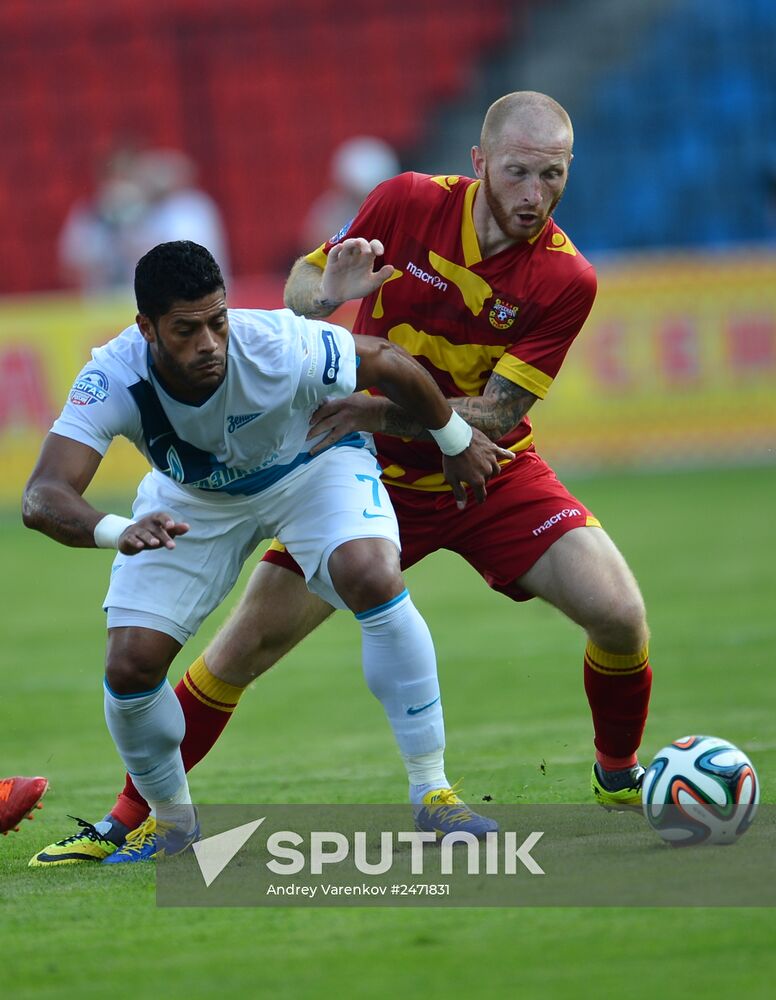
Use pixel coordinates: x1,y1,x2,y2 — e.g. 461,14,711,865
22,433,189,554
284,238,394,318
310,367,539,450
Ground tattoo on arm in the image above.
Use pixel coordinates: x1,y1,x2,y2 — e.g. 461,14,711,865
284,259,334,318
377,373,537,442
451,374,537,440
380,406,426,440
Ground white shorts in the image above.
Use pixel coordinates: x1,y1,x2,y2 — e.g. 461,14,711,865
105,446,400,643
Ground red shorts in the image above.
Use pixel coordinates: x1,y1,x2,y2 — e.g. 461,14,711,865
262,450,599,602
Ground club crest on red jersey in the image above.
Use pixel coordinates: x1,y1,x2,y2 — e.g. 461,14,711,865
488,298,518,330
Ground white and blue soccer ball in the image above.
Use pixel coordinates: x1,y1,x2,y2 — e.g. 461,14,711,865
642,735,759,847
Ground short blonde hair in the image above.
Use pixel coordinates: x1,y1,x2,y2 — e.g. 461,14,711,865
480,91,573,155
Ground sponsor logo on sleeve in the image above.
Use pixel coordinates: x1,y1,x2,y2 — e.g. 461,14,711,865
321,330,341,385
69,370,110,406
329,218,354,244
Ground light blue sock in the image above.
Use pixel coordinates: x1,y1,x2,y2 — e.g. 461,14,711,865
357,590,447,787
103,678,190,814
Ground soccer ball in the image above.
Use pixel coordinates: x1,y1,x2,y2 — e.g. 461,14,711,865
642,735,759,846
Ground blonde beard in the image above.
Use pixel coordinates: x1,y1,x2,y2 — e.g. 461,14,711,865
482,169,564,243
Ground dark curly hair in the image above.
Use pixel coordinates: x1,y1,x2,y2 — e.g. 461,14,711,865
134,241,225,323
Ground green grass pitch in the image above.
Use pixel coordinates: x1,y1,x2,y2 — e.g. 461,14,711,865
2,465,775,998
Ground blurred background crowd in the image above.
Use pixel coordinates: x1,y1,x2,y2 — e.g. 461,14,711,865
0,0,772,296
57,144,231,293
0,0,774,491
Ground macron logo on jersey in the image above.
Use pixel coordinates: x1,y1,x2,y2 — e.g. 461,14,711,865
406,260,448,292
227,413,263,433
321,330,340,385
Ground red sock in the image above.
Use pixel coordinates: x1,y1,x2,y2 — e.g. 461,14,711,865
109,656,245,830
583,641,652,770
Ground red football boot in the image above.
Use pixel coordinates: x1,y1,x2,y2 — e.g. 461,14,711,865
0,776,49,834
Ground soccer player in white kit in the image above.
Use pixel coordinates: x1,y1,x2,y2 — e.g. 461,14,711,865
23,241,512,856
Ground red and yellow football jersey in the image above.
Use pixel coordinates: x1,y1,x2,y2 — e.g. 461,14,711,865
306,172,597,491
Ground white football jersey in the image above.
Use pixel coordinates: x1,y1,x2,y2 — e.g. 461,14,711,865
51,308,364,495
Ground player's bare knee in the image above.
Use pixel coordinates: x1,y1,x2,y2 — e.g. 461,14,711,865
338,563,404,613
589,592,649,652
328,538,403,614
104,655,167,695
104,628,177,694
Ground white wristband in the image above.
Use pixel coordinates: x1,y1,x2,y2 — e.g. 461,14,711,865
428,411,473,456
94,514,134,549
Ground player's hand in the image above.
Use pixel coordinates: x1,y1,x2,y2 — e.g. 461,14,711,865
307,394,387,454
320,238,395,305
118,512,190,555
442,428,514,509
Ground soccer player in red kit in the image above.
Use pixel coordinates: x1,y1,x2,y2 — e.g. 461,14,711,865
298,159,600,591
31,92,652,864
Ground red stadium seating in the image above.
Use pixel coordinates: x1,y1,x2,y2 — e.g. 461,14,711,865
0,0,515,293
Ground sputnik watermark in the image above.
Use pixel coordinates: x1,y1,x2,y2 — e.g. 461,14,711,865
191,823,544,888
156,804,776,908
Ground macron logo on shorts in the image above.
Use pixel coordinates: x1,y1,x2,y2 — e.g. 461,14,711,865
532,508,581,536
321,330,340,385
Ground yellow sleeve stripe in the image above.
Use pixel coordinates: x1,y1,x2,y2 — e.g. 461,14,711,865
304,245,328,270
493,354,553,399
